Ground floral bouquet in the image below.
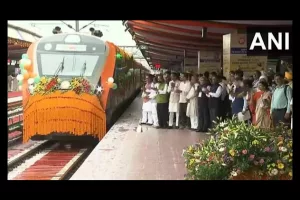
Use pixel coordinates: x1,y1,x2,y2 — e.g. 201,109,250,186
33,76,94,95
182,117,292,180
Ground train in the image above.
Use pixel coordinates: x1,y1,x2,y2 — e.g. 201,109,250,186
20,32,149,142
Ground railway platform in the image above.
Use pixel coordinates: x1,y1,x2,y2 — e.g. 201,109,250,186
71,96,209,180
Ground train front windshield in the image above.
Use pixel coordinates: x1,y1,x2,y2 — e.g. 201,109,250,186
40,54,99,77
35,34,108,85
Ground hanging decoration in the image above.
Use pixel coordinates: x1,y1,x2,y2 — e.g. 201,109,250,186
107,77,114,83
116,53,123,59
22,54,29,59
27,78,34,85
17,54,38,93
112,83,118,90
34,76,40,84
16,74,24,81
107,82,114,88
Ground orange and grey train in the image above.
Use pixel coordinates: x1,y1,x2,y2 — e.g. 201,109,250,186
23,32,149,142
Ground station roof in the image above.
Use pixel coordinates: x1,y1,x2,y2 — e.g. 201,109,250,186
124,20,292,69
8,23,42,58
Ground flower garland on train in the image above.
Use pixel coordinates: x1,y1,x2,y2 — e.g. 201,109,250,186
15,54,137,96
33,76,94,95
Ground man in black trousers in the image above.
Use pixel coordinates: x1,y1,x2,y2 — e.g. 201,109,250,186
196,76,210,132
204,75,222,128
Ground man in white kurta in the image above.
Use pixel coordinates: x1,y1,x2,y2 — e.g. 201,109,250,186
167,73,180,128
179,73,191,129
149,77,159,127
141,75,153,125
186,75,199,130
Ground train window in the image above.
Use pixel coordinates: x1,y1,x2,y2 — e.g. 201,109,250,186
40,54,99,77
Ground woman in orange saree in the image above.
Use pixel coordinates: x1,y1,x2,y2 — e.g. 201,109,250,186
254,81,272,129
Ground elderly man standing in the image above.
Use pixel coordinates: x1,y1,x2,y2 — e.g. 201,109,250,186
167,72,180,128
140,75,153,125
271,73,293,128
178,73,191,129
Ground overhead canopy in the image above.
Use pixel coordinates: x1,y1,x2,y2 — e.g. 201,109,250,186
8,23,42,58
124,20,292,69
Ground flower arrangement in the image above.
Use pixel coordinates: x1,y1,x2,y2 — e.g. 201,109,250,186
33,76,94,95
182,117,293,180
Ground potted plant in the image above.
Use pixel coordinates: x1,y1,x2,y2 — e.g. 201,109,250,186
182,117,292,180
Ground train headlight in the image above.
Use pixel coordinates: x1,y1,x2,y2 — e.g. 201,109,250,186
44,43,52,50
60,81,70,89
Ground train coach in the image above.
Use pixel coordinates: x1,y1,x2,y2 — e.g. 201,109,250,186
17,32,149,142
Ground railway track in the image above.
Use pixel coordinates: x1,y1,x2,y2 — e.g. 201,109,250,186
8,141,94,180
8,96,23,147
7,96,95,180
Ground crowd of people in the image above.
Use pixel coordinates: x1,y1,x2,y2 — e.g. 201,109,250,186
140,69,293,132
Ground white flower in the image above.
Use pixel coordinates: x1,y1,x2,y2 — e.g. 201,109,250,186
271,168,278,176
60,81,70,89
219,147,225,152
231,171,238,176
224,127,229,131
219,122,227,128
194,153,200,157
222,163,227,166
280,147,287,152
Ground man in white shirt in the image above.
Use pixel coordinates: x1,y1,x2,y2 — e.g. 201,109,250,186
167,73,180,128
141,75,153,125
178,73,191,129
149,76,159,128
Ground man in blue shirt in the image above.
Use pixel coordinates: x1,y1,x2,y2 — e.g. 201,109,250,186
271,73,292,127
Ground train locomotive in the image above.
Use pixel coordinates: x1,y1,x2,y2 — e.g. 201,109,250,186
19,33,149,142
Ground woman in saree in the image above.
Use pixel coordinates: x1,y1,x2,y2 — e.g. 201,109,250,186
254,81,272,129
